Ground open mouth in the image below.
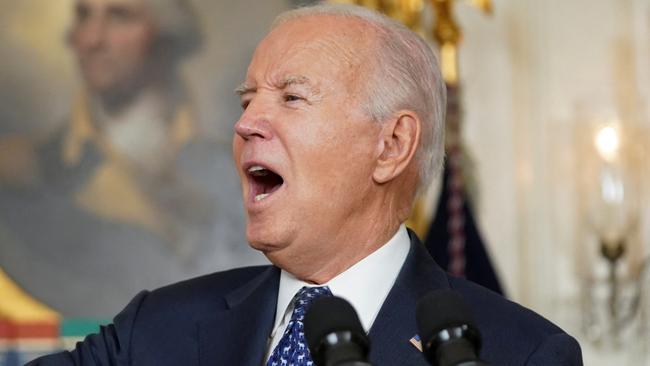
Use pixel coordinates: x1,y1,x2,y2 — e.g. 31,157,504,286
247,165,285,202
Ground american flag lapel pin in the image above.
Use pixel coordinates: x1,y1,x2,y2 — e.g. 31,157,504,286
409,334,423,352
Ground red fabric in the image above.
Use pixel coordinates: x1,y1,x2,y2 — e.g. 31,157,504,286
0,319,59,339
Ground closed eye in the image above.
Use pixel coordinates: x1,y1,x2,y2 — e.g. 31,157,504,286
284,94,302,103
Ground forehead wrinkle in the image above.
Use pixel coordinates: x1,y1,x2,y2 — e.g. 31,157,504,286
277,14,371,67
301,21,377,98
273,37,361,98
309,36,358,71
245,17,375,102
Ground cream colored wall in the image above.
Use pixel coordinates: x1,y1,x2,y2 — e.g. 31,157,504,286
455,0,649,364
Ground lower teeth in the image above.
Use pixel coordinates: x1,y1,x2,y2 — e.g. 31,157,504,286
255,193,270,201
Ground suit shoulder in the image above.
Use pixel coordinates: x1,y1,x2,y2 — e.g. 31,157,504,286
140,265,272,314
449,277,578,364
153,265,271,298
450,277,565,335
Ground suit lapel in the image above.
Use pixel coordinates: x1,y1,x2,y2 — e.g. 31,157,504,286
368,231,450,365
195,231,449,365
198,266,280,366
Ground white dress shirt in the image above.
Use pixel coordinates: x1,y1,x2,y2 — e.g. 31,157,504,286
265,224,411,359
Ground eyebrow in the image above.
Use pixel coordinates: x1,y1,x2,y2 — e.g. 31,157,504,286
280,75,312,89
234,82,254,96
234,75,318,96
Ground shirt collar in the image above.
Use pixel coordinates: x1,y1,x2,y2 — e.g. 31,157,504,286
272,224,410,335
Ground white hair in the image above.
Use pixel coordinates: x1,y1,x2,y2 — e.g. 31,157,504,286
273,3,446,191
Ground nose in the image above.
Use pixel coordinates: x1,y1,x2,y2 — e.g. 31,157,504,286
234,101,274,141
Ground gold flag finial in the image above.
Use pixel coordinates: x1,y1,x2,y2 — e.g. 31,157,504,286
431,0,492,85
431,0,461,85
469,0,492,15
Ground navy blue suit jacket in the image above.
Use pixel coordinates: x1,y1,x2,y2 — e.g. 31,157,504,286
29,232,583,365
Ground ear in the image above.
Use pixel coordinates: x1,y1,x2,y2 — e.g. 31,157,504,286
373,111,421,184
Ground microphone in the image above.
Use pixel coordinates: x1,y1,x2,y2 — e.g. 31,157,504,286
304,296,372,366
416,290,489,366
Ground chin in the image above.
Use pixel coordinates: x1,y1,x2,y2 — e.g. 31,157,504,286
245,221,290,253
85,77,118,95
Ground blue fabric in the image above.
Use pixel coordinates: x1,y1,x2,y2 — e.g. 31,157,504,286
267,286,332,366
426,164,505,295
27,231,583,366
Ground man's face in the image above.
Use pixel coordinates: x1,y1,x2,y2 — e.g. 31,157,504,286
69,0,157,94
233,17,383,266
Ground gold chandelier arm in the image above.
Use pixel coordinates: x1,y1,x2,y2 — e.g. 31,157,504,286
469,0,492,15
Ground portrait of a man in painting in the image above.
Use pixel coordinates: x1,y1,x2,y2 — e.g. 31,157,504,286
0,0,275,318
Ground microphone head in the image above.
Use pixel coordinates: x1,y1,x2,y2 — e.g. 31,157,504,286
416,290,477,340
304,296,369,365
416,290,482,366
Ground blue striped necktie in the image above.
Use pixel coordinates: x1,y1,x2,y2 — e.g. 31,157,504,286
266,286,333,366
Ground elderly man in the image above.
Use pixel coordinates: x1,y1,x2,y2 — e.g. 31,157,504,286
28,4,583,365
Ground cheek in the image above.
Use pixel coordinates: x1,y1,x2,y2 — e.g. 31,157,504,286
68,29,81,51
295,127,377,196
69,27,94,56
232,140,245,175
109,25,155,63
232,136,242,159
